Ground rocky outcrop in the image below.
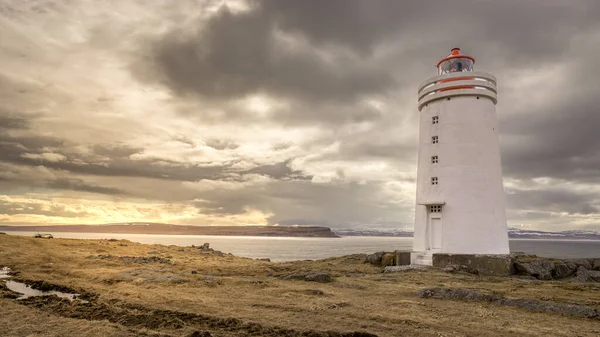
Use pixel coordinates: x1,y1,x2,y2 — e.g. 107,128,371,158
418,287,600,319
513,256,600,281
552,261,577,279
565,259,592,270
514,260,556,280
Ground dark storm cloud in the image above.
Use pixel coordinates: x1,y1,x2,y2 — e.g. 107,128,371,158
0,114,29,129
502,106,600,183
135,3,395,107
139,0,600,106
46,178,126,196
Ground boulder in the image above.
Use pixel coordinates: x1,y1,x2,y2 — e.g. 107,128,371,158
364,252,385,266
304,272,333,283
552,261,577,279
514,260,555,280
381,253,396,266
591,259,600,271
565,259,592,270
199,243,212,252
571,266,592,283
589,270,600,282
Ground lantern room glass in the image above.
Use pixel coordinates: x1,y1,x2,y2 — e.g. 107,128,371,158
438,58,473,75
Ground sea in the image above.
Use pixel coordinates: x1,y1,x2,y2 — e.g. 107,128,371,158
3,231,600,262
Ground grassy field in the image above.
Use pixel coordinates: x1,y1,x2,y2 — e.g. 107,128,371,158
1,234,599,337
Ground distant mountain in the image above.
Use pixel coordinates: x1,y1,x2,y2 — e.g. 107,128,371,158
507,227,600,240
334,227,600,240
0,223,339,238
333,229,413,237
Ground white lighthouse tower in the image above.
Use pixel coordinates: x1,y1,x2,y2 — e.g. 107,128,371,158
411,48,509,265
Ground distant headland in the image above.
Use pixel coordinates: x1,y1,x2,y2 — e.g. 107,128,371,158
0,223,339,238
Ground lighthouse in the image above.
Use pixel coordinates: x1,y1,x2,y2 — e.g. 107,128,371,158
411,48,509,266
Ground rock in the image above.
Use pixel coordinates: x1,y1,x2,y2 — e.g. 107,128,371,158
591,259,600,271
589,270,600,282
514,260,555,280
417,287,600,319
417,288,503,302
571,266,592,283
256,258,271,262
565,259,592,270
305,273,333,283
188,331,212,337
552,261,577,279
200,243,211,251
0,232,6,235
381,253,396,266
364,252,385,266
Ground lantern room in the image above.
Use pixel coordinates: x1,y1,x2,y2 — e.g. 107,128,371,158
436,48,474,75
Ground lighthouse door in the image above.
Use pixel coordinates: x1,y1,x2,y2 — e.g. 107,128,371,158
430,218,442,249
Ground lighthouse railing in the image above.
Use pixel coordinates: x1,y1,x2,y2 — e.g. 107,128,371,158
417,72,497,111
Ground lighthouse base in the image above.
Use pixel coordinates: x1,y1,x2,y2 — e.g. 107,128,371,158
411,250,435,266
431,253,514,276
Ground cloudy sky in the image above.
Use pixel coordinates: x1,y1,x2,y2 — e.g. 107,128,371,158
1,0,599,231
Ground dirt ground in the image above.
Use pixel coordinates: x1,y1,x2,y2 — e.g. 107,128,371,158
1,235,599,337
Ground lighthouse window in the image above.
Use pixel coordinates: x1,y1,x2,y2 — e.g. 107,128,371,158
432,136,438,144
431,155,438,164
431,177,438,185
429,205,442,213
432,116,439,124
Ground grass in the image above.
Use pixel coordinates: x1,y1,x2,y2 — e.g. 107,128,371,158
1,234,599,337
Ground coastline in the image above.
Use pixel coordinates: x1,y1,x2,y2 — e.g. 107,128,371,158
1,234,600,336
0,223,340,238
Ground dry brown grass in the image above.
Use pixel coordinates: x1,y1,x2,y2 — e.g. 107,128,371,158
1,235,600,337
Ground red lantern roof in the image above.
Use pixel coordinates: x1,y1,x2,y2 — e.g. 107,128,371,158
436,48,475,68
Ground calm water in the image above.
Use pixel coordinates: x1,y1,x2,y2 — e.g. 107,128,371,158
4,231,600,261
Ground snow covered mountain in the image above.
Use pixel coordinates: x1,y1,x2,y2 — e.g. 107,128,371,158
334,227,600,240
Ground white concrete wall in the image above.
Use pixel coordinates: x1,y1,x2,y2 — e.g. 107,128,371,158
413,73,509,255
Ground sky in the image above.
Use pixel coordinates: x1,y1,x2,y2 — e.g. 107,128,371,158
1,0,600,232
